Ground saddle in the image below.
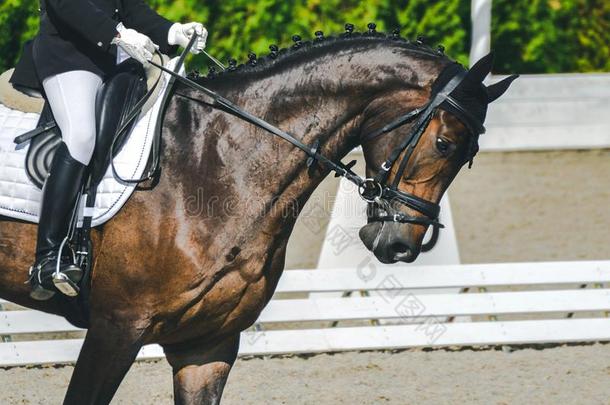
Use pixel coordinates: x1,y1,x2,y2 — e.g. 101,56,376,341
5,54,167,188
0,68,45,113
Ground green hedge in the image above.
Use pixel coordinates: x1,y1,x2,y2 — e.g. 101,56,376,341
1,0,608,75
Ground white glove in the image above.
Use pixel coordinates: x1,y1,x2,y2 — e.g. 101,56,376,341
168,22,207,54
111,23,157,65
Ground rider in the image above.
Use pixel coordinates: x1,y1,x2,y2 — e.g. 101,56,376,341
9,0,207,300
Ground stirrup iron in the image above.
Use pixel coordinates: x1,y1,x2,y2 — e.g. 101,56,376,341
52,272,80,297
52,236,80,297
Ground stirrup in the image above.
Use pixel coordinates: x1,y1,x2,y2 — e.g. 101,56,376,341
51,237,81,297
27,264,56,301
53,270,80,297
27,246,83,300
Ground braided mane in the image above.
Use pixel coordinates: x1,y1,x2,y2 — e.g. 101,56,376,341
190,25,452,83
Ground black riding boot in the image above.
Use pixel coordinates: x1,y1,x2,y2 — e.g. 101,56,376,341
29,142,86,301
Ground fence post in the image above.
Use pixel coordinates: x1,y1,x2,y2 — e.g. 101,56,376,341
0,302,11,342
470,0,492,67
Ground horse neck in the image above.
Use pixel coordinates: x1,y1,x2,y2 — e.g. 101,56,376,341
165,46,443,243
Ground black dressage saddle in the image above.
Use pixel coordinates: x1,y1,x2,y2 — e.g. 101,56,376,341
17,58,147,189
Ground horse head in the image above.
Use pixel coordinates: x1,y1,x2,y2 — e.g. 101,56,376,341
359,52,518,263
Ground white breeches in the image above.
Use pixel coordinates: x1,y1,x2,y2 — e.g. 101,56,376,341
42,71,103,165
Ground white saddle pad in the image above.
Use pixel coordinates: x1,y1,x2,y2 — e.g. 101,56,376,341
0,57,183,226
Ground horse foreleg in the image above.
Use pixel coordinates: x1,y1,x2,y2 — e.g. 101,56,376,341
164,334,240,405
63,318,145,405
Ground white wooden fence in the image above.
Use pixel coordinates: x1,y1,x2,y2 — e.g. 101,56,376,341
471,0,610,151
0,260,609,366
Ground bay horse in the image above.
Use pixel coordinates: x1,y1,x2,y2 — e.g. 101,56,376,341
0,28,516,404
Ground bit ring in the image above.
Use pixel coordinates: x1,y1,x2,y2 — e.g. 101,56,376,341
358,179,383,203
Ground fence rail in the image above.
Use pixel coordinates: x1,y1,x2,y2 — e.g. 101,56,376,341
0,260,609,367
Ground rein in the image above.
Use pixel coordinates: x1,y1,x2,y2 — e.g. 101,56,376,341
141,34,483,246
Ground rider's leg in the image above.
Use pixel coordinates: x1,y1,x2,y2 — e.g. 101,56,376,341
29,70,102,301
43,70,101,165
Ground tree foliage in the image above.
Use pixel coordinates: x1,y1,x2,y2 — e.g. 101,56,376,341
0,0,608,75
0,0,38,72
492,0,610,73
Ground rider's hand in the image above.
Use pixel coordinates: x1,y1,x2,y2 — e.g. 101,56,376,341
168,22,208,54
111,23,157,65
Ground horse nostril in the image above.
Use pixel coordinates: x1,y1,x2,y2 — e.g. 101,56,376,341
390,241,414,262
390,242,410,254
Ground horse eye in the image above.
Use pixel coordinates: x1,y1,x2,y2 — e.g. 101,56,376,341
436,137,451,155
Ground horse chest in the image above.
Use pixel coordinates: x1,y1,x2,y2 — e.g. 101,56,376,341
151,263,270,344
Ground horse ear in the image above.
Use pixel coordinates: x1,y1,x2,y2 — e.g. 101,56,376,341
467,52,494,83
486,74,519,103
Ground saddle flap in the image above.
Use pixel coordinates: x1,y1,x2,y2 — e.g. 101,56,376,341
90,59,147,185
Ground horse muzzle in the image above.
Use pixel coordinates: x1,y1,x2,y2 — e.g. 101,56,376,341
359,222,420,264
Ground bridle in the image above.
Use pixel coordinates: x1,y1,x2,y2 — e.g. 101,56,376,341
357,68,486,240
141,35,486,247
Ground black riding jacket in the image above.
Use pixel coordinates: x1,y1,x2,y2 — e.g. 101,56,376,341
10,0,177,91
